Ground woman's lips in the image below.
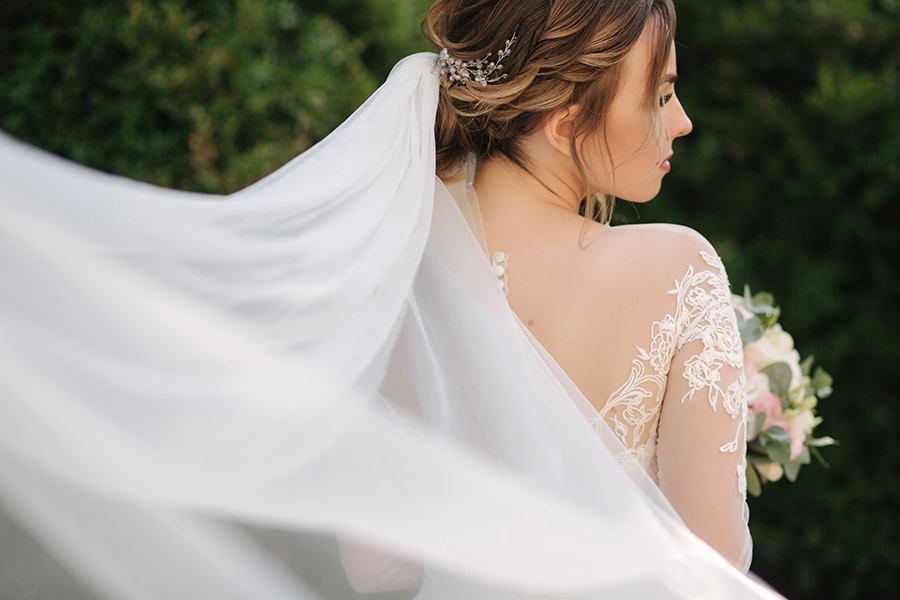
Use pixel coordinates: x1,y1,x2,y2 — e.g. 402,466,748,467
660,154,673,172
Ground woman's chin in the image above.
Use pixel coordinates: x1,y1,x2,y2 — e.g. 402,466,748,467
619,187,662,204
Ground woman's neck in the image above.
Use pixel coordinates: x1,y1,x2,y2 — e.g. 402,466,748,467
474,156,579,214
472,157,594,251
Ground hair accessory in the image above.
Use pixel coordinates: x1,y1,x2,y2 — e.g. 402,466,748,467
436,33,517,87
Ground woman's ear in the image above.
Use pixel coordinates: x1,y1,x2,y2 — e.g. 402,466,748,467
541,105,582,156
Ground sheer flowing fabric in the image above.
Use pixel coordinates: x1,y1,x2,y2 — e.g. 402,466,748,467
0,54,782,599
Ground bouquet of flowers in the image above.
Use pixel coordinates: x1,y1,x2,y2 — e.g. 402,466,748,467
733,286,837,496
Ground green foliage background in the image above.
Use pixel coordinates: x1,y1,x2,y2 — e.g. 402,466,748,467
1,1,898,598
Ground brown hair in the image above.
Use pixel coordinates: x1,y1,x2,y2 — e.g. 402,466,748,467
424,0,676,224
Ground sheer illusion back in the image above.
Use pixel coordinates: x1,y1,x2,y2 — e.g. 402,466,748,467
483,196,751,570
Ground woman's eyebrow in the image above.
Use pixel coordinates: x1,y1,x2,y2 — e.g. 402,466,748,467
664,74,678,84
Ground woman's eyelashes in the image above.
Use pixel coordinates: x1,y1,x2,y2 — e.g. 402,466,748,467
659,92,674,107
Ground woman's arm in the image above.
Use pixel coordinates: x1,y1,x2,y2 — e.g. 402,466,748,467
656,250,752,572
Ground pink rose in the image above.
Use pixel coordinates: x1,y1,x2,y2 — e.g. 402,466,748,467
788,424,806,461
744,360,758,379
748,392,787,431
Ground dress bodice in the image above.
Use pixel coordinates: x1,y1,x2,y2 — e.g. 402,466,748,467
491,246,745,485
490,237,751,571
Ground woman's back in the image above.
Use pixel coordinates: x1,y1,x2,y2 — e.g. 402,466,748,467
481,199,752,568
494,218,726,413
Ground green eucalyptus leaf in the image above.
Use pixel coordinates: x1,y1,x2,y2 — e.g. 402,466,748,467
760,305,781,329
746,461,762,497
742,285,779,322
748,452,774,464
764,441,791,465
748,439,767,455
736,310,763,343
742,284,754,306
760,426,792,464
812,366,834,398
785,447,810,482
760,362,793,407
763,425,792,443
746,410,766,441
784,458,802,482
800,354,815,377
752,291,776,307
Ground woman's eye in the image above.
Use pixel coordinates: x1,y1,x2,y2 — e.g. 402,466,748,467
659,93,674,108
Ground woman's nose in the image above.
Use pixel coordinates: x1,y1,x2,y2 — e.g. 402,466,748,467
669,94,693,139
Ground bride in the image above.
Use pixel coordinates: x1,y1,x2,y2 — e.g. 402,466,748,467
0,0,783,598
429,0,750,567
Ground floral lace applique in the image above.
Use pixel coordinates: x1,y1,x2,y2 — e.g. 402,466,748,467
594,251,748,494
490,247,748,495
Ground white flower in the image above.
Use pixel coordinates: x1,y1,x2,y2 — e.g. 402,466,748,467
787,408,820,435
745,370,772,403
743,323,802,387
767,323,796,354
755,461,784,482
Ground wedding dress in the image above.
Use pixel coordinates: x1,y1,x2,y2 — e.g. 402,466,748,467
0,53,782,599
487,219,752,568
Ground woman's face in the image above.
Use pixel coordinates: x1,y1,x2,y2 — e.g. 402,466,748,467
585,26,692,203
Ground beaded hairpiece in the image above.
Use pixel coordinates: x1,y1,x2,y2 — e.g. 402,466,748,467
436,33,517,87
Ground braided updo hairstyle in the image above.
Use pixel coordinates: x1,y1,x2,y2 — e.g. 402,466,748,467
424,0,676,223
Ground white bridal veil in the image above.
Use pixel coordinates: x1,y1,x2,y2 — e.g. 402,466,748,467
0,54,782,599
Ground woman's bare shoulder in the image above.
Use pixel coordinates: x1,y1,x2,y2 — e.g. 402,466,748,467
527,222,730,411
602,222,715,257
581,222,724,287
506,221,727,330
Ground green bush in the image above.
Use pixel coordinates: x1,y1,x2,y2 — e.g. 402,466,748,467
0,0,392,192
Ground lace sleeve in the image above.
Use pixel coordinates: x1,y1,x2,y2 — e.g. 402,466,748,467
655,250,752,572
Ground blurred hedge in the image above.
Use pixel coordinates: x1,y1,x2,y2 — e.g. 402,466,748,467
2,1,898,599
0,0,429,192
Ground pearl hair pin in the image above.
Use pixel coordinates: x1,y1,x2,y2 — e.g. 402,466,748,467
436,33,517,87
